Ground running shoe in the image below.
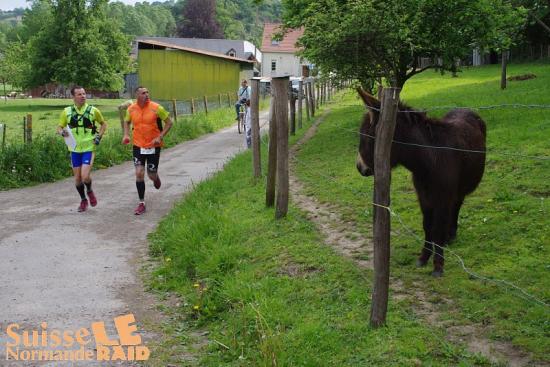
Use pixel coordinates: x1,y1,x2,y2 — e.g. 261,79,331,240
134,202,146,215
78,199,88,212
153,175,161,190
87,191,97,207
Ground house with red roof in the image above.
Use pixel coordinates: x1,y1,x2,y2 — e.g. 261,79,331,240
260,23,308,78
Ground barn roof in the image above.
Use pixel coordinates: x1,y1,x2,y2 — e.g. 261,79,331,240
137,39,254,64
261,23,304,53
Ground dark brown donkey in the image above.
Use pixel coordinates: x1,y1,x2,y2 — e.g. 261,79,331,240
355,89,486,277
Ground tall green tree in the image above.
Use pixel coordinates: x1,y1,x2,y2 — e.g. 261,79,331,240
177,0,224,38
281,0,528,88
0,41,28,96
25,0,130,91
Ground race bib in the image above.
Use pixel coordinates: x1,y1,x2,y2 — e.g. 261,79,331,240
140,148,155,155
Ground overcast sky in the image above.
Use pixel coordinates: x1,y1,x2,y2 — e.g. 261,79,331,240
0,0,144,11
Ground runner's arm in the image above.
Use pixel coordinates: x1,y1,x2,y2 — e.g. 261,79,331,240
122,109,131,144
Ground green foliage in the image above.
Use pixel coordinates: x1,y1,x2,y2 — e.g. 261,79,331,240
0,41,28,90
216,0,282,45
107,2,176,37
281,0,528,87
24,0,131,91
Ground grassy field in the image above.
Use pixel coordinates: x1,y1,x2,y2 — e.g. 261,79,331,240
293,63,550,359
147,62,549,365
0,98,124,144
148,129,494,366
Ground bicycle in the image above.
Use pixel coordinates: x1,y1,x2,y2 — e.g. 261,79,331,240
238,102,249,134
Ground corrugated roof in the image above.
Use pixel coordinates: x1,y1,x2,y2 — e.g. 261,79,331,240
261,23,304,53
137,39,253,64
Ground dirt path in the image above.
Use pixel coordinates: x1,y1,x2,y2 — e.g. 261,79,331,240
289,111,544,367
0,115,268,366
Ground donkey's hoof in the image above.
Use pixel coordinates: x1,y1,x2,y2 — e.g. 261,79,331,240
431,270,444,278
416,258,428,267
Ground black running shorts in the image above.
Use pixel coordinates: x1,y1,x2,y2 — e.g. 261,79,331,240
133,146,161,172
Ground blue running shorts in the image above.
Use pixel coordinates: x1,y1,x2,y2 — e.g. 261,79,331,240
71,151,93,168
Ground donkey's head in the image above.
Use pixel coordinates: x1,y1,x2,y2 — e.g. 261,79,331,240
356,88,381,177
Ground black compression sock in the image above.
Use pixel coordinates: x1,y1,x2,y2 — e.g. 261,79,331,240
76,183,86,200
136,181,145,201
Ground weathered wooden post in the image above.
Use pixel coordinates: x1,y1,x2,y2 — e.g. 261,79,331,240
203,96,209,114
289,81,296,135
501,51,508,90
251,78,262,179
305,81,311,120
0,124,6,150
227,93,232,107
266,95,277,207
191,98,196,115
272,76,289,219
370,87,401,328
308,79,315,117
25,114,32,143
171,99,178,124
298,80,304,129
316,83,320,109
218,93,222,108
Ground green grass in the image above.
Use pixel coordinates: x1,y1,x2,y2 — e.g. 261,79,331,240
0,99,261,190
147,116,497,366
293,62,550,360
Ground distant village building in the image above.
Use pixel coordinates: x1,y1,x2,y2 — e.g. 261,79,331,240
260,23,308,78
133,38,254,102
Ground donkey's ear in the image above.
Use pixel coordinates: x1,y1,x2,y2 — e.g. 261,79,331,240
357,87,380,110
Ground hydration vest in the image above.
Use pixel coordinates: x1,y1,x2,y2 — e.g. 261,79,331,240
67,105,97,134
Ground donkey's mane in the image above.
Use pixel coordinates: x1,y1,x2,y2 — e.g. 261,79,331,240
398,100,443,127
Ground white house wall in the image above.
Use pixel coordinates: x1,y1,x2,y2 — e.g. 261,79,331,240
262,52,304,77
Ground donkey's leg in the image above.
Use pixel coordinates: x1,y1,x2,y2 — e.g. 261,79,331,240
431,206,452,277
448,197,464,243
417,205,433,267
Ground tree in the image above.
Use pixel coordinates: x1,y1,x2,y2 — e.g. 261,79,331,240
280,0,528,88
25,0,131,91
0,41,28,97
177,0,224,38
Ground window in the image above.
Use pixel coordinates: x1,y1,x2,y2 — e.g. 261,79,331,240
226,48,237,57
271,39,279,46
271,60,277,72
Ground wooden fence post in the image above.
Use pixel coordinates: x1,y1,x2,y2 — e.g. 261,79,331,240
304,81,310,120
218,93,222,108
266,95,277,207
289,81,296,135
25,114,32,143
308,80,315,117
171,99,178,124
501,51,508,90
272,76,289,219
251,78,262,179
227,93,232,107
370,87,401,328
0,124,5,150
298,80,304,129
203,96,209,114
191,98,195,115
316,84,320,109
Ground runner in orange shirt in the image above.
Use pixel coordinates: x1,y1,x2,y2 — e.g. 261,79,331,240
122,86,173,215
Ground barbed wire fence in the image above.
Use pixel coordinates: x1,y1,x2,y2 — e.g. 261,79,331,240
254,95,549,309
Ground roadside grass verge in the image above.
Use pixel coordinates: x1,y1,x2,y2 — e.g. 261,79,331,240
293,62,550,359
0,103,254,190
147,119,493,366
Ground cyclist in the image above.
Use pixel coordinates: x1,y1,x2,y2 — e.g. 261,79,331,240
122,86,173,215
235,79,251,121
57,86,107,212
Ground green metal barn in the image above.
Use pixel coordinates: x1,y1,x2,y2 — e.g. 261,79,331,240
137,39,253,101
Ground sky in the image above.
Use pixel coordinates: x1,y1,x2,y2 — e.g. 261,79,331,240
0,0,143,11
